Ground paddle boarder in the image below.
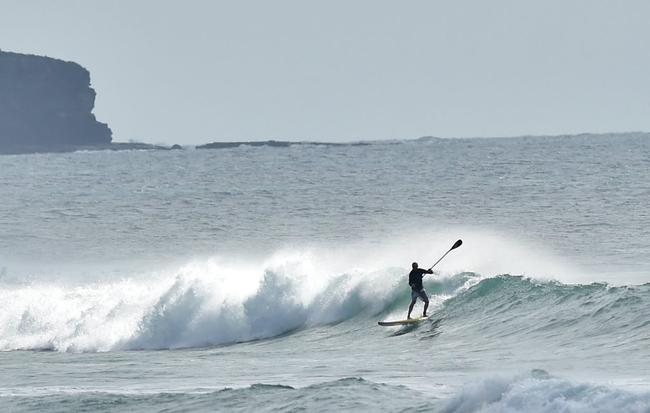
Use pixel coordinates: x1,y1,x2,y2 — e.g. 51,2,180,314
407,262,433,319
378,241,462,326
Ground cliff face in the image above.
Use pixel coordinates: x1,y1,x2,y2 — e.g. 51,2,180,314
0,51,112,153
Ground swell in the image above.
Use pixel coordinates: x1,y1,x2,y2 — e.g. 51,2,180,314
433,275,650,353
3,373,650,413
0,378,429,413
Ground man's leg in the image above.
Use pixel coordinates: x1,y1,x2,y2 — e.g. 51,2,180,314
422,292,429,317
407,298,416,319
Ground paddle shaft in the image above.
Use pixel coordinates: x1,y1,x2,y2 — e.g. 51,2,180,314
427,250,452,271
427,239,462,271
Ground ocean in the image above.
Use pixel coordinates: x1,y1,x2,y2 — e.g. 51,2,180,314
1,134,649,412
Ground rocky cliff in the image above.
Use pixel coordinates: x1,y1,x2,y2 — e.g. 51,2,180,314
0,50,112,153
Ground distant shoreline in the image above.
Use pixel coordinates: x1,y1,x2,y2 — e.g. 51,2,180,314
1,132,648,155
144,130,650,149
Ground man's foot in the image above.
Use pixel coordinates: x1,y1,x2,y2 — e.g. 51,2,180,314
422,313,428,317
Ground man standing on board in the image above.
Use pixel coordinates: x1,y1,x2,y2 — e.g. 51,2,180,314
408,262,433,319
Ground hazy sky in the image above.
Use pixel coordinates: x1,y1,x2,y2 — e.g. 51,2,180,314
2,1,649,144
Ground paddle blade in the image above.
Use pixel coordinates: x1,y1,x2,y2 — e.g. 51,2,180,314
451,239,463,250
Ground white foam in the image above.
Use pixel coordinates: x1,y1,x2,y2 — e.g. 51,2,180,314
0,249,408,351
443,371,650,413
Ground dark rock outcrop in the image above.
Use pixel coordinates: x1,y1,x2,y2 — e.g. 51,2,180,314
0,50,112,154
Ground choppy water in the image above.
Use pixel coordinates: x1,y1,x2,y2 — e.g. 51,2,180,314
1,134,649,412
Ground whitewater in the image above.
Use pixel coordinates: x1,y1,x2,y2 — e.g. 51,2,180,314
1,134,649,412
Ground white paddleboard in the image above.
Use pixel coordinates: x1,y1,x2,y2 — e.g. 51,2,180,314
378,316,428,326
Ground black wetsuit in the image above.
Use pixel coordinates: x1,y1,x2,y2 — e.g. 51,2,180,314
409,268,433,291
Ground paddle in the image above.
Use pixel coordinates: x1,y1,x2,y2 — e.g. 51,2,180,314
427,239,463,271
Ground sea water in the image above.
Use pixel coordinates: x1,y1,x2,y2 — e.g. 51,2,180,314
1,134,649,412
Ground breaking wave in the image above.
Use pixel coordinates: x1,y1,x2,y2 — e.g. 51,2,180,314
1,236,649,352
0,248,431,351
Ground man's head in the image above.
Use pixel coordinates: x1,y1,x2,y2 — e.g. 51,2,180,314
412,262,418,269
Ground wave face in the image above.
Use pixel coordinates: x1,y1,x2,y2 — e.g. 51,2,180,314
435,275,650,355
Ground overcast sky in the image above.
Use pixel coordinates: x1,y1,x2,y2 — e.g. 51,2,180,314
1,1,649,144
